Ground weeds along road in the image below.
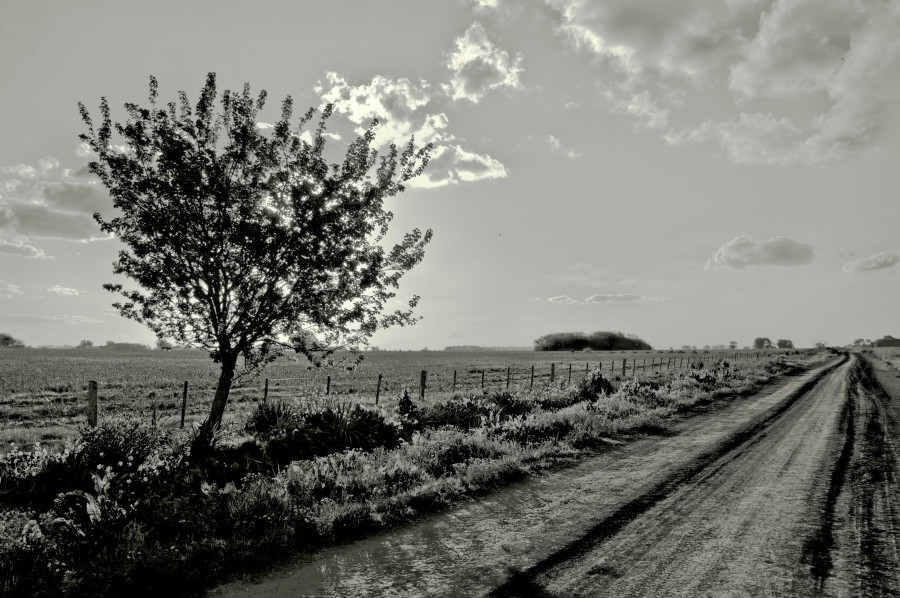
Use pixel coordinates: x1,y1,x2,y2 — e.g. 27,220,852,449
213,354,900,597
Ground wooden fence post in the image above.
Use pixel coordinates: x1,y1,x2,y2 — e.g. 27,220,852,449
585,362,589,377
263,378,269,403
420,370,427,400
621,359,626,377
481,370,485,389
568,363,572,385
87,380,98,428
452,370,457,392
375,373,382,404
326,375,331,396
530,365,534,389
152,403,157,427
180,381,188,429
550,363,555,382
506,367,511,390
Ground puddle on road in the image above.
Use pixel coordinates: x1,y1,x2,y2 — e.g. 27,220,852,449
214,477,593,597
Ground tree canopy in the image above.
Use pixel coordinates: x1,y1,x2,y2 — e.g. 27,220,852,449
753,337,773,349
0,333,25,348
534,331,652,351
78,73,433,431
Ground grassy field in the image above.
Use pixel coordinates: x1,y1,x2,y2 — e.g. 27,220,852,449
0,347,798,448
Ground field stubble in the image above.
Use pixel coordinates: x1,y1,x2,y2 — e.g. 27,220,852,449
1,348,804,449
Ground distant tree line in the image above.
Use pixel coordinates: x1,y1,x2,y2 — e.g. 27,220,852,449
534,331,652,352
753,338,794,349
0,333,25,348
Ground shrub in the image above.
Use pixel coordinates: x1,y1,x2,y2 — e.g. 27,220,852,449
406,428,512,477
262,403,402,466
418,397,490,430
244,401,302,438
571,372,616,403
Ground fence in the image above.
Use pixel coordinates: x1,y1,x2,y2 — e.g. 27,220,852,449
78,350,795,428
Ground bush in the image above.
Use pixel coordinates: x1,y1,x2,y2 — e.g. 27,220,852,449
244,401,302,438
571,372,616,402
418,397,491,430
262,403,402,466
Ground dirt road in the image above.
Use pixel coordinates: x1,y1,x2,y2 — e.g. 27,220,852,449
213,354,900,597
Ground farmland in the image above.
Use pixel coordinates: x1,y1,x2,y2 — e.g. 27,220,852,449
0,347,800,448
10,346,893,598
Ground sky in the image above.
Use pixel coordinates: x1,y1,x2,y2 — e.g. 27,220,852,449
0,0,898,350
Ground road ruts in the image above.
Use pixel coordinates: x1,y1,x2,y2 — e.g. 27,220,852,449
824,355,900,597
212,357,845,598
494,355,900,598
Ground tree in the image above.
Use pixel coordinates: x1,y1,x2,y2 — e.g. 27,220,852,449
156,338,174,351
753,337,773,349
0,333,25,348
79,74,432,434
728,340,738,350
77,339,94,349
776,339,794,349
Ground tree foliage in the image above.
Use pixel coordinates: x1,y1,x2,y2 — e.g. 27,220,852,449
0,333,25,348
776,339,794,349
78,73,433,431
753,337,773,349
534,331,652,352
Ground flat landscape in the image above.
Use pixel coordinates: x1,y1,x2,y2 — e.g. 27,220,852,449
0,346,762,448
213,350,900,597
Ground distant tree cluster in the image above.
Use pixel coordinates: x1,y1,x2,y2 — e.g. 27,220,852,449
753,337,794,349
0,333,25,348
874,336,900,347
534,331,652,352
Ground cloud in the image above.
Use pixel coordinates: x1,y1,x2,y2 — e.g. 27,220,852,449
548,295,578,304
48,284,86,296
255,122,275,130
585,292,642,303
548,292,649,304
0,156,111,257
0,238,47,259
0,281,23,299
409,144,507,188
317,72,508,187
0,314,103,324
444,22,523,103
705,235,815,270
543,0,900,166
539,134,583,158
842,250,900,273
317,73,448,146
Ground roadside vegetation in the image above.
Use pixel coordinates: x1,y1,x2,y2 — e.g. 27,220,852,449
0,352,824,597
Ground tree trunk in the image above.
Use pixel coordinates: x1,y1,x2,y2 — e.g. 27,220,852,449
206,353,238,433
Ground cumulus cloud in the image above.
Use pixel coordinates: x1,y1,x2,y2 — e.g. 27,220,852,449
548,295,578,304
409,144,507,188
585,292,642,303
316,72,508,187
543,0,900,166
48,284,86,296
705,235,815,270
0,156,111,257
539,134,583,158
444,22,523,103
0,281,23,299
842,250,900,273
